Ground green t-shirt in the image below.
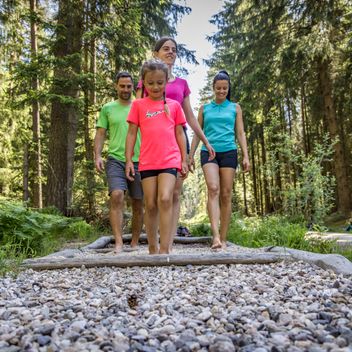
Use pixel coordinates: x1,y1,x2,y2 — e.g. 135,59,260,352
96,100,140,162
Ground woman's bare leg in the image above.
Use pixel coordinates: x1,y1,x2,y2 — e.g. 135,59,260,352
219,168,236,248
203,163,222,249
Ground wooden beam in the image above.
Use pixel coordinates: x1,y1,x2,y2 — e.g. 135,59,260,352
22,252,286,271
81,234,212,250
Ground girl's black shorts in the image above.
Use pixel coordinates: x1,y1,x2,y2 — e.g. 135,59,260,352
140,168,177,180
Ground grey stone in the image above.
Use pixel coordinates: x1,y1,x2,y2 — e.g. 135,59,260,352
209,340,235,352
37,335,51,346
34,322,55,335
70,319,87,332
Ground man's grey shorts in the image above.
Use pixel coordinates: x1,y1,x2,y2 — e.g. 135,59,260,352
105,156,143,199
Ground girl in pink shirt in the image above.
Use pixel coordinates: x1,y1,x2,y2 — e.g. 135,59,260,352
136,37,216,249
125,59,188,255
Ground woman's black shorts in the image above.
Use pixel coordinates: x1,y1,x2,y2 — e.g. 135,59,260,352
201,149,238,169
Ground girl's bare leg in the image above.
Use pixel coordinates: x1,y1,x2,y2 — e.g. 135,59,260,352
219,168,236,249
203,163,222,249
158,173,177,254
142,177,159,254
170,176,183,251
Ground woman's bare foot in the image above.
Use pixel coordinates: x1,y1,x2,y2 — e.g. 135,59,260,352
211,237,222,250
221,241,227,250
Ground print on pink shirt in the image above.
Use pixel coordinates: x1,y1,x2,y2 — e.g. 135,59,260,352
146,109,165,118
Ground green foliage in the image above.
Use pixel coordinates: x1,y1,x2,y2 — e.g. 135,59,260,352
0,199,95,260
227,214,339,256
278,134,336,225
188,222,211,237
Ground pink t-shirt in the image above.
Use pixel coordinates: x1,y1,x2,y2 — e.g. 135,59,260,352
137,77,191,106
127,97,187,171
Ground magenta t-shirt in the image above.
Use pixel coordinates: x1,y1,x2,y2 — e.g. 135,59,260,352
137,77,191,106
127,97,186,171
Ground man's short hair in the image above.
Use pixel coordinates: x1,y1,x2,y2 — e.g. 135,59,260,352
115,71,133,84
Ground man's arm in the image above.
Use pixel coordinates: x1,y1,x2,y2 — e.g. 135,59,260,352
94,127,107,172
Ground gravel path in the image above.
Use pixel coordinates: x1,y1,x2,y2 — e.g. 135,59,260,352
1,260,351,351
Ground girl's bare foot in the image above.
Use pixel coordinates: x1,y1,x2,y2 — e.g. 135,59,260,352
211,237,222,250
114,244,123,254
221,241,227,250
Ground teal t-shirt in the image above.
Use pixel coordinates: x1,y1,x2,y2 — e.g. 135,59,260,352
201,99,237,152
96,100,140,162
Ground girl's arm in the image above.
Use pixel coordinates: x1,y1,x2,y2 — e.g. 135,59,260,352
182,96,215,160
125,123,138,181
189,105,204,170
175,124,189,179
235,104,250,172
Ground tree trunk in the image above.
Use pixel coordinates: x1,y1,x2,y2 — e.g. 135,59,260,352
259,123,271,214
46,0,84,215
29,0,42,208
300,83,308,157
256,138,264,215
23,143,29,202
317,58,351,215
250,138,259,215
242,169,249,216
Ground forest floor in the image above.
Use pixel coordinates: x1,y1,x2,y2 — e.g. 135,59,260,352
1,237,352,351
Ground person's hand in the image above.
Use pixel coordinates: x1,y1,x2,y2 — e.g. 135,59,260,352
180,161,189,180
205,143,216,160
125,161,135,181
242,157,250,173
188,155,195,173
95,156,104,173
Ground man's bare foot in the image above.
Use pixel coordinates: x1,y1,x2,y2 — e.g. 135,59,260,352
211,238,222,250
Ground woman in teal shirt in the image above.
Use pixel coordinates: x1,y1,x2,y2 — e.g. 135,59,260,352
190,70,250,249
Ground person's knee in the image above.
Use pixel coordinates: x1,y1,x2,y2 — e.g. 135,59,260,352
220,190,232,204
110,190,124,208
159,193,173,208
173,179,182,202
144,199,157,213
131,199,144,216
207,183,220,198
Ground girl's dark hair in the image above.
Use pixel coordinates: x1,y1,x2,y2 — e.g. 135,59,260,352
141,59,170,116
213,70,231,101
115,71,133,83
154,36,178,53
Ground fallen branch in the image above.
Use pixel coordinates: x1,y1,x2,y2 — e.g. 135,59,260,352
22,252,286,271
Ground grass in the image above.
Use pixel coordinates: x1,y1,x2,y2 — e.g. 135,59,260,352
227,214,352,261
0,199,100,276
185,212,352,262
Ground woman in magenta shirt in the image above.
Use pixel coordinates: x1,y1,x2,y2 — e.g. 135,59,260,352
136,37,215,248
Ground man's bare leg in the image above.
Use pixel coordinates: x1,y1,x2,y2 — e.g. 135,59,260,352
110,190,125,253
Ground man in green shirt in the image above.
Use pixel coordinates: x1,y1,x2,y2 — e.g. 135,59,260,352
94,72,143,253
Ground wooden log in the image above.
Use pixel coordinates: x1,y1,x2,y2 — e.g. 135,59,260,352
22,252,286,271
121,234,211,244
81,235,113,250
266,246,352,276
81,234,212,250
